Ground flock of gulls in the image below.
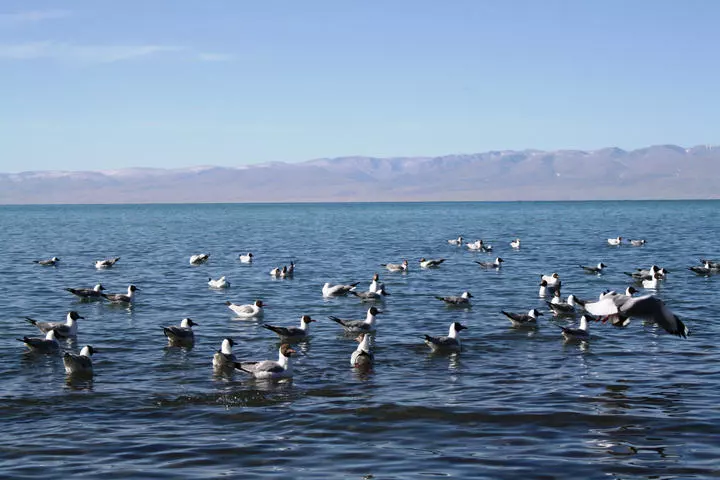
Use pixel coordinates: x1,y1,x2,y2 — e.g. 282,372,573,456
21,233,712,382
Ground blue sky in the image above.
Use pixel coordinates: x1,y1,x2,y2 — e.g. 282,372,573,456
1,1,718,172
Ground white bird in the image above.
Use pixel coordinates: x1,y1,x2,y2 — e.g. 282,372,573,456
102,284,138,303
424,322,467,353
501,308,543,328
270,267,282,277
63,345,97,375
237,344,296,380
559,315,590,342
208,276,230,289
226,299,265,318
329,306,381,333
262,315,316,342
381,259,409,272
475,257,504,269
586,293,687,337
448,236,463,246
435,291,473,306
34,256,60,266
238,252,254,263
419,257,446,268
607,236,623,246
547,294,578,316
322,282,360,297
510,238,521,249
24,311,83,339
350,333,374,368
66,283,105,299
17,330,60,353
466,240,489,251
541,273,561,288
351,289,390,301
538,279,549,297
189,254,210,265
642,273,662,290
95,257,120,269
630,239,646,246
579,262,606,274
368,273,385,293
213,338,240,370
163,318,197,346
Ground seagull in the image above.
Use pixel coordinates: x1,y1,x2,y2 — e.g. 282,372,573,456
102,284,138,303
208,276,230,289
546,294,578,316
189,254,210,265
262,315,316,342
579,263,606,274
510,238,521,249
424,322,467,353
625,265,668,281
34,257,60,266
541,273,561,289
63,345,97,376
286,261,295,276
368,273,385,293
466,240,484,251
329,306,381,333
642,273,662,290
17,330,60,353
381,259,409,272
163,318,198,346
448,236,463,246
589,287,638,327
689,261,715,276
586,293,687,338
322,282,360,297
65,283,106,299
24,311,83,338
351,333,374,369
237,344,296,380
607,236,623,246
501,309,543,328
270,267,282,277
435,291,473,306
226,300,265,318
238,252,254,263
630,239,646,246
213,338,241,370
475,257,504,269
95,257,120,269
351,289,390,301
700,258,720,270
559,315,590,342
419,258,446,268
538,279,549,297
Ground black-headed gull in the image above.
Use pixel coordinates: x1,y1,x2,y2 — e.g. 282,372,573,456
559,315,590,341
95,257,120,269
226,299,265,318
329,306,381,333
629,239,646,246
66,283,105,299
435,291,472,306
475,257,504,269
579,263,606,274
510,238,521,249
238,252,254,263
351,333,374,368
17,330,60,353
102,284,138,303
34,256,60,266
589,294,688,338
163,318,197,346
607,236,623,246
237,344,296,380
501,308,542,328
262,315,316,342
63,345,97,375
24,311,83,338
547,295,578,317
322,282,360,297
424,322,467,353
381,259,408,272
419,258,446,268
447,236,463,246
208,276,230,289
189,254,210,265
213,338,240,370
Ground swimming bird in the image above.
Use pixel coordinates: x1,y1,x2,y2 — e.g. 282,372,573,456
501,309,543,328
510,238,521,249
213,338,241,370
24,311,83,338
102,284,138,303
63,345,97,376
547,294,578,316
475,257,504,269
700,258,720,270
466,239,484,251
381,259,409,272
642,273,662,289
286,261,295,276
607,236,623,246
329,306,381,333
351,289,390,301
448,236,463,246
424,322,467,353
559,315,590,342
541,273,561,293
586,293,687,338
419,258,446,268
270,266,282,277
368,273,386,294
630,239,646,246
238,252,254,263
579,263,606,274
95,257,120,269
189,254,210,265
163,318,197,346
351,333,374,369
34,257,60,266
65,283,106,299
226,299,265,318
322,282,360,297
237,344,296,380
208,276,230,289
435,291,473,306
262,315,316,342
689,261,715,276
538,279,549,297
17,330,60,353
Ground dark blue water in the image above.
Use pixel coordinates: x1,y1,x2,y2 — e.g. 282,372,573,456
0,201,718,479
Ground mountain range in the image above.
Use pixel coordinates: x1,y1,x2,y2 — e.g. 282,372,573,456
1,144,718,204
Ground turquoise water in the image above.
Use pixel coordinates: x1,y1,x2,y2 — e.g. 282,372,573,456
0,201,718,478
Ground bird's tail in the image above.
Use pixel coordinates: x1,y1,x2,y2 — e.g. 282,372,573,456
24,317,38,326
261,324,282,335
328,316,344,325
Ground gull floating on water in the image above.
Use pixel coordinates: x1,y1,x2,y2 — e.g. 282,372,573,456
213,338,240,370
580,263,606,274
559,315,590,342
501,308,543,328
329,306,381,333
34,257,60,266
226,300,265,318
510,238,521,249
208,276,230,289
102,285,138,303
95,257,120,269
538,279,549,297
689,261,717,276
547,294,578,317
435,291,473,306
322,282,360,297
25,311,83,339
607,236,623,246
17,330,60,354
238,252,254,263
237,344,296,380
630,239,646,246
351,333,374,368
163,318,197,346
351,289,390,301
381,259,408,272
642,273,662,290
189,254,210,265
424,322,467,353
467,240,492,252
63,345,97,376
419,258,446,268
448,236,463,246
475,257,504,269
262,315,316,342
66,283,105,299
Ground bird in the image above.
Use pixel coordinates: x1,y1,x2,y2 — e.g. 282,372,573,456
24,311,83,339
625,265,668,282
630,239,646,246
447,236,463,246
700,258,720,270
238,252,254,263
435,291,473,306
586,293,688,338
642,273,662,290
286,261,295,276
102,285,138,303
17,330,60,353
559,315,590,342
546,294,578,316
538,279,549,297
607,236,623,246
63,345,97,376
351,333,374,368
322,282,360,297
541,273,561,289
466,239,484,251
589,287,638,327
501,309,543,328
424,322,467,353
262,315,316,342
689,261,715,276
381,259,409,272
213,338,241,371
475,257,504,269
270,266,282,277
34,257,60,266
95,257,120,269
237,344,296,380
208,276,230,289
368,273,385,294
351,289,390,301
329,306,381,333
226,300,265,318
510,238,521,249
419,258,446,268
579,262,606,274
189,254,210,265
163,318,198,346
65,283,106,300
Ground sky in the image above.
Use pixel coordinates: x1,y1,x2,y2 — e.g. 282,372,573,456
1,0,719,173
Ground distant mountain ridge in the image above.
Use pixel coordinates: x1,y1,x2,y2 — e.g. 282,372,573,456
2,144,719,204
